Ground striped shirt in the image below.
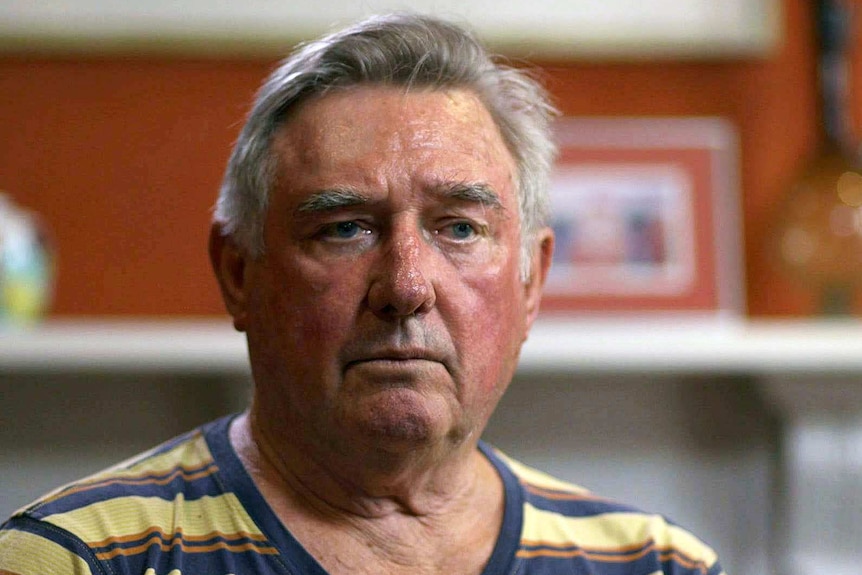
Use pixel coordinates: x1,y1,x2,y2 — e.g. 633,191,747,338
0,414,725,574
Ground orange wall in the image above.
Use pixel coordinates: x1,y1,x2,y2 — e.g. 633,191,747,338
0,1,846,317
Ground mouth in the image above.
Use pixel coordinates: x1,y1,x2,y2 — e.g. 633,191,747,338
343,346,451,377
346,349,444,369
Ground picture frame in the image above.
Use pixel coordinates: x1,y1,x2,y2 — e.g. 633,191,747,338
541,117,743,317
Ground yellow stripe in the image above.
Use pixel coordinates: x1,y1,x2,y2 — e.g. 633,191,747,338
493,449,590,494
517,538,710,574
77,431,213,484
43,462,218,504
89,526,267,547
43,493,267,546
0,529,93,574
522,483,612,503
35,431,215,507
521,503,718,567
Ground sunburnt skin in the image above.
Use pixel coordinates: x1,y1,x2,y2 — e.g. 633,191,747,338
228,86,550,489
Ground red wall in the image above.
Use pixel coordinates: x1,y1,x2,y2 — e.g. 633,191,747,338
0,1,855,317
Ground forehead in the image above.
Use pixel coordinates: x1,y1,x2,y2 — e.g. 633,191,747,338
270,86,517,199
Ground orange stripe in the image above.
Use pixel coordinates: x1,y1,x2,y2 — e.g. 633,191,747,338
521,482,610,502
44,462,218,503
520,538,650,554
94,531,278,560
517,546,590,559
517,542,709,574
80,458,216,487
658,549,710,574
89,526,268,547
1,570,25,575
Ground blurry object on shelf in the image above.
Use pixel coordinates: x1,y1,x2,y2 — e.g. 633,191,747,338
542,117,743,319
774,155,862,315
771,0,862,315
0,192,54,326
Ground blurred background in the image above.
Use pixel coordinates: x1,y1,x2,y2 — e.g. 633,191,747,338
1,1,861,575
0,0,838,319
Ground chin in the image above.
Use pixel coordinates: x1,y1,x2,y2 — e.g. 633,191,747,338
365,414,435,446
342,389,458,453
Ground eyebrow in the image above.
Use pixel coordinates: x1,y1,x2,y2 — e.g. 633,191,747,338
294,188,369,214
293,182,504,215
434,182,504,211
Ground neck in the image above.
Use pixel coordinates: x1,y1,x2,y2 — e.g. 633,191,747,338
230,410,498,520
229,411,505,575
230,415,504,575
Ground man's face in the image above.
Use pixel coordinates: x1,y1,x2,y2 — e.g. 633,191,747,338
215,86,551,458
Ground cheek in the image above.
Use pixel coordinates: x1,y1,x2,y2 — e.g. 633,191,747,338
257,256,365,359
456,263,527,393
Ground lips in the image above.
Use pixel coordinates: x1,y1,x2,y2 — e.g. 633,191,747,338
345,348,445,369
339,325,455,374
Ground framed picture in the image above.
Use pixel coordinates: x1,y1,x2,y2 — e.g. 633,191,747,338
541,117,743,317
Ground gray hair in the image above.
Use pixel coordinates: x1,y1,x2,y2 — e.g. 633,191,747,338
214,12,557,279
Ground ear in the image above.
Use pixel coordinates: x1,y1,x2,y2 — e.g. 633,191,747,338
523,227,554,330
209,222,251,332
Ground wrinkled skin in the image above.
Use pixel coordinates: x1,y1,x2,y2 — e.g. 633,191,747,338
211,86,553,488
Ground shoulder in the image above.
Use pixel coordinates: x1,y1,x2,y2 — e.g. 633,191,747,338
487,446,726,575
0,419,238,571
22,424,218,524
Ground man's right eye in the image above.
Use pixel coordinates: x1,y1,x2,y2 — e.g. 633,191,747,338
321,221,372,240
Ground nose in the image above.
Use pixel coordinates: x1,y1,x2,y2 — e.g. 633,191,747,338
367,226,436,318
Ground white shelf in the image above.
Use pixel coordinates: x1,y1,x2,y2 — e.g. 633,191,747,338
3,316,862,376
523,316,862,375
0,318,249,374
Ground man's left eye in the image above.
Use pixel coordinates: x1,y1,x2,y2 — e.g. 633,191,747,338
334,221,362,238
443,222,477,240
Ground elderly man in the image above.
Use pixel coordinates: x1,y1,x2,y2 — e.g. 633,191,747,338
0,13,725,575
